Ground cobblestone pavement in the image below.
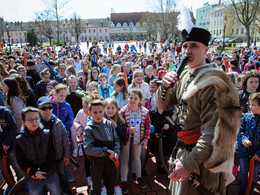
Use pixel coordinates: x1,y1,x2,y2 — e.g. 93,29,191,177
1,155,260,194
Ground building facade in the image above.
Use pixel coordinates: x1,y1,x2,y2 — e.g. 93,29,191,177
196,2,215,31
109,12,148,41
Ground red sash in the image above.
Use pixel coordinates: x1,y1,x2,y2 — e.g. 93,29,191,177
177,129,201,145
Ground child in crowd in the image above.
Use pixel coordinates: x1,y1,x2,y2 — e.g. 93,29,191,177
36,68,51,99
16,107,60,194
119,88,151,193
84,99,120,195
236,74,246,90
46,80,58,95
37,96,72,195
49,84,75,182
73,95,92,188
111,77,128,108
108,64,122,87
146,79,161,110
104,98,127,194
103,58,113,78
144,65,155,85
3,78,26,131
104,98,126,144
88,81,99,93
129,69,150,105
98,73,114,99
157,70,167,80
237,92,260,195
162,62,170,72
149,105,176,174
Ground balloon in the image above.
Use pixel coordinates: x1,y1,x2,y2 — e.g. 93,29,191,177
150,125,155,134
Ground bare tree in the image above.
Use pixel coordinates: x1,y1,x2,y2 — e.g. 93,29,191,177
69,12,83,43
148,0,177,40
41,0,68,44
35,10,56,45
231,0,260,46
140,13,158,40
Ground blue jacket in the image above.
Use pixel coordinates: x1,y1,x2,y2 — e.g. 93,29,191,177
111,92,128,108
50,96,74,132
98,84,114,99
0,106,17,154
0,91,4,106
237,113,260,160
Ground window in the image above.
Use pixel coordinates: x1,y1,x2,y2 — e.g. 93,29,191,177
84,30,86,33
232,29,234,34
116,23,121,27
89,30,91,33
124,28,128,31
99,29,101,33
105,29,107,32
93,29,95,33
220,29,222,35
241,28,244,34
236,29,239,34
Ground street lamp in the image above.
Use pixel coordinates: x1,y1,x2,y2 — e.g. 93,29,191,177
222,16,227,51
20,24,23,48
62,23,66,46
5,22,11,52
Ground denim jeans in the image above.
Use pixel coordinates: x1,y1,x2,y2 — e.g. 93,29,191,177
28,172,61,195
238,158,260,195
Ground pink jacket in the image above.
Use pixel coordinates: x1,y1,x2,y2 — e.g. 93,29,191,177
73,109,89,134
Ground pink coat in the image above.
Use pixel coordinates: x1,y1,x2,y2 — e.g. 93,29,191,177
73,109,89,135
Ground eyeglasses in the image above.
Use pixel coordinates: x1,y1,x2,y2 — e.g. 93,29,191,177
39,106,53,111
25,117,40,123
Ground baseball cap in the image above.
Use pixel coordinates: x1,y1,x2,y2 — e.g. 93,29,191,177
37,96,52,106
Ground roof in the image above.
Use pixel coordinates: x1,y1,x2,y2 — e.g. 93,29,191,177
110,12,148,25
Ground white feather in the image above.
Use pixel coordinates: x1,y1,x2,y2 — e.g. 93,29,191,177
177,4,194,33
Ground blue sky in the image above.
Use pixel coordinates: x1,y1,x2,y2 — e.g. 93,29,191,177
1,0,217,22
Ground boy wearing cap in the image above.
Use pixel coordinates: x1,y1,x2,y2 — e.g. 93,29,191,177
37,96,72,195
156,9,240,195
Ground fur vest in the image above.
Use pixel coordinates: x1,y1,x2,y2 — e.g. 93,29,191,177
183,68,241,184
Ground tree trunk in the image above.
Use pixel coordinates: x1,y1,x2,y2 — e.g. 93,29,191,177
246,25,250,47
49,37,52,46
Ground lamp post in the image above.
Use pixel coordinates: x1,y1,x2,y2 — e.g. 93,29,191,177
62,23,66,46
20,24,23,48
5,22,11,52
222,16,227,51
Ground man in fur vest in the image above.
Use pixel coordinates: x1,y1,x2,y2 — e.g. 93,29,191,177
155,7,241,195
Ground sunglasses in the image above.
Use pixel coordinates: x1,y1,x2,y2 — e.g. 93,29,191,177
25,117,40,123
39,106,53,111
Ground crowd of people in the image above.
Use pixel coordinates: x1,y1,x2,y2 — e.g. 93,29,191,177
0,34,259,195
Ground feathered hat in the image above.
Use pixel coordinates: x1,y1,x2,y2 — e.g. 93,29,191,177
178,5,211,46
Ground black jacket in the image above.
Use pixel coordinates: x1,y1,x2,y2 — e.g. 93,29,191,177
148,107,176,156
16,124,56,176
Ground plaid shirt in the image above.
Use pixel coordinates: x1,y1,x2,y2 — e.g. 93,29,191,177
119,105,151,144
